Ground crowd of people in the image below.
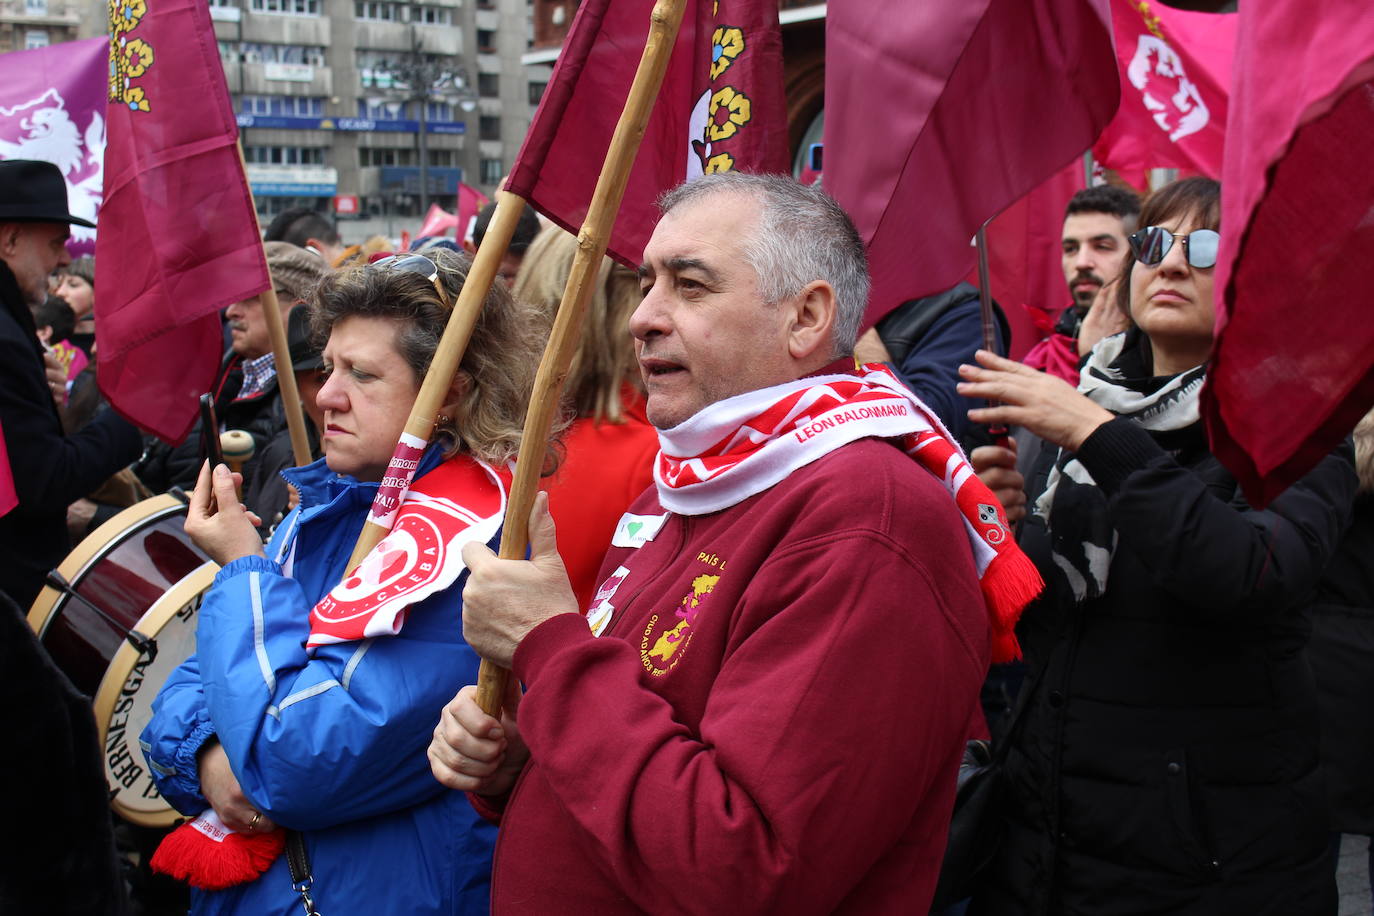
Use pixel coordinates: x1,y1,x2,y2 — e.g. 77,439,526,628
1,155,1368,916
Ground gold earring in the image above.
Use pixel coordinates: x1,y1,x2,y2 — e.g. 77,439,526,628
435,413,451,426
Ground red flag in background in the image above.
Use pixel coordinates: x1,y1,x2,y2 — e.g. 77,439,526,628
457,181,489,243
1093,0,1235,179
825,0,1120,331
1203,0,1374,506
505,0,789,267
418,203,460,238
972,160,1086,360
0,416,15,518
97,0,270,443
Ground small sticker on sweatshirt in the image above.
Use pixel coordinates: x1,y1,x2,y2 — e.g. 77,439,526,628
586,565,631,637
610,512,669,548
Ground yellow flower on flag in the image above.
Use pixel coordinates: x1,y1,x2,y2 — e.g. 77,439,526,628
123,86,151,112
706,86,751,142
710,27,745,81
705,153,736,174
122,38,153,78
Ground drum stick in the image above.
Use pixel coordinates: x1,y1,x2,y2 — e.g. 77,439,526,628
220,430,254,500
473,0,689,718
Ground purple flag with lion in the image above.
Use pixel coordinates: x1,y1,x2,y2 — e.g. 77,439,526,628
0,36,108,257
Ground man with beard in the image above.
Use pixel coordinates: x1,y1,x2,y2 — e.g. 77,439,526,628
1023,185,1140,383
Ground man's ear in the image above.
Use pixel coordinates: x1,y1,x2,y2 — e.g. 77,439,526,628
0,223,20,256
787,280,837,362
462,239,478,256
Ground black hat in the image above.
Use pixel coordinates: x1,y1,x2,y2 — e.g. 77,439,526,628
0,159,96,227
286,305,323,372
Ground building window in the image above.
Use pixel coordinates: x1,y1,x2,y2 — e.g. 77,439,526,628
412,5,452,25
479,73,499,98
243,146,327,165
359,147,418,167
527,81,546,106
24,30,49,49
476,29,496,52
426,149,456,167
228,42,326,65
240,95,325,117
354,0,401,20
208,0,235,5
251,0,320,15
357,98,410,119
424,101,455,122
479,116,500,141
24,0,47,14
480,158,503,185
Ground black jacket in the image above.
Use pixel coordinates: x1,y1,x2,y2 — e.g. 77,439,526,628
0,592,127,914
1309,414,1374,834
972,416,1356,916
0,262,141,609
134,350,287,498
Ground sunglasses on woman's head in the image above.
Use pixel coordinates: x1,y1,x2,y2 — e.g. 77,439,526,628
1128,226,1221,269
371,253,451,307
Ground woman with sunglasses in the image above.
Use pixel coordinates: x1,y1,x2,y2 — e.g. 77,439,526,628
958,177,1356,914
142,249,545,915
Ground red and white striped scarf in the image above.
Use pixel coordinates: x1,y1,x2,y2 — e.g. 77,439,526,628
306,456,511,650
654,364,1041,662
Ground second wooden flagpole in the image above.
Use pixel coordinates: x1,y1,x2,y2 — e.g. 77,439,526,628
342,188,532,573
473,0,689,716
237,145,313,469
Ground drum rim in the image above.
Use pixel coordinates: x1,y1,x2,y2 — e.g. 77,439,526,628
27,493,192,638
93,560,218,828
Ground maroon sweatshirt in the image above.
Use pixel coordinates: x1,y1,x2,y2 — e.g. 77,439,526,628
491,438,990,914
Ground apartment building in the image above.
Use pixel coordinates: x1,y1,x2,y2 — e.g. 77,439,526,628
0,0,81,52
203,0,533,222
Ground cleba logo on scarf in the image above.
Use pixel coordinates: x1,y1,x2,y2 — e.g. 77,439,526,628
315,509,446,624
640,564,722,676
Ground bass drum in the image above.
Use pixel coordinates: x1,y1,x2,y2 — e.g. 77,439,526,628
28,493,217,827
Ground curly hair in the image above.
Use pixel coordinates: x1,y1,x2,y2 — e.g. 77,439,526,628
512,225,644,423
309,248,548,466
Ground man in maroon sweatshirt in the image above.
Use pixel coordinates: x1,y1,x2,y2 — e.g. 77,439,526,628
430,173,1033,914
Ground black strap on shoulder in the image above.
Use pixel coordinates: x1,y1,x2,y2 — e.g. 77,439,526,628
285,830,323,916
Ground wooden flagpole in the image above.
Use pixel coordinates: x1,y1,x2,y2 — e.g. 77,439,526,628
236,146,312,468
474,0,690,716
340,189,530,572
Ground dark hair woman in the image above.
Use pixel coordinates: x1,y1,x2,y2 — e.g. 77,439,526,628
143,248,545,914
957,177,1357,914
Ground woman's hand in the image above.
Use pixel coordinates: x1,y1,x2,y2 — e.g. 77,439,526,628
429,683,529,797
184,461,266,566
198,741,277,834
959,350,1114,452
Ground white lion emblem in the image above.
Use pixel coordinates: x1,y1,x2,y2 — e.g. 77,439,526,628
0,88,104,243
1127,35,1210,144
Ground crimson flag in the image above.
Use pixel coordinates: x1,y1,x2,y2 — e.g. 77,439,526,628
969,159,1086,360
505,0,789,267
0,416,15,518
457,181,489,243
418,203,460,238
97,0,270,443
825,0,1120,331
1203,0,1374,506
1093,0,1235,180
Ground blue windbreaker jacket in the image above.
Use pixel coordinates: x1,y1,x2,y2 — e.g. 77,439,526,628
142,454,496,914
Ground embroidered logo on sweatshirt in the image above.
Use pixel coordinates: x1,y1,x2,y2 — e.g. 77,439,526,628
639,571,720,676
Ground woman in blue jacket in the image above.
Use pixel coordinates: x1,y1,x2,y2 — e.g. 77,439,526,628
143,250,545,915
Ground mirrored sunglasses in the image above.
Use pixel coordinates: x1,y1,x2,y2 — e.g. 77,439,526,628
371,253,451,307
1128,226,1220,270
